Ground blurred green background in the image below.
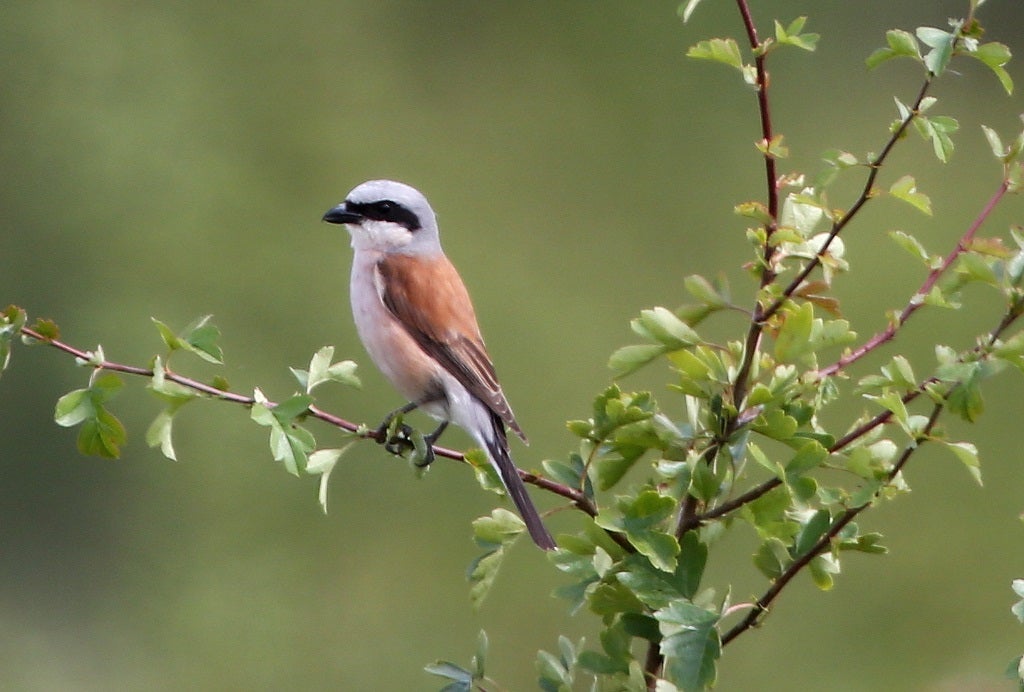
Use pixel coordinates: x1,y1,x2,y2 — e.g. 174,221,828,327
2,1,1024,689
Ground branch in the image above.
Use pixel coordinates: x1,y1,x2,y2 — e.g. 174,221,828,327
16,325,601,511
737,0,779,225
729,32,932,413
717,289,1024,647
720,401,944,646
729,0,778,412
646,2,779,683
761,77,935,327
816,178,1011,378
689,282,1024,548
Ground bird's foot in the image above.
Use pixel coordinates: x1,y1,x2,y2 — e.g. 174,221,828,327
373,413,415,457
413,421,449,468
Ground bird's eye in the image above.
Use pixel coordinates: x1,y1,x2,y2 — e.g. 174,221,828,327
376,201,393,214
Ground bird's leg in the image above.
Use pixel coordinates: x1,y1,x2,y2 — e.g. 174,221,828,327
375,401,419,455
414,421,450,468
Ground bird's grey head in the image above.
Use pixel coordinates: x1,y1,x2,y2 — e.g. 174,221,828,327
322,179,441,254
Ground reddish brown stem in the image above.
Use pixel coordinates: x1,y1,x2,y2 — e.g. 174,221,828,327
720,402,943,646
17,326,600,512
816,179,1011,378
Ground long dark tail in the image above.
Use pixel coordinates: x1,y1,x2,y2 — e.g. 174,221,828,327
482,416,556,550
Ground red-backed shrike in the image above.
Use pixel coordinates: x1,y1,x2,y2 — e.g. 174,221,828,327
322,179,556,550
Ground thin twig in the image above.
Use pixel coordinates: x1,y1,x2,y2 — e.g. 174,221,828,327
16,326,602,512
729,0,778,412
720,402,944,646
816,179,1011,378
646,2,778,682
716,295,1024,646
762,78,934,326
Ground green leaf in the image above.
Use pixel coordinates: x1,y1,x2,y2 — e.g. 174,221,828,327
887,29,922,59
837,528,887,555
684,274,728,308
250,390,315,476
537,637,581,692
774,16,819,52
742,485,793,540
655,601,721,691
0,305,27,377
735,200,774,226
941,440,982,486
889,175,932,215
809,552,840,590
774,302,813,363
1005,655,1024,688
149,357,198,401
273,393,313,422
306,444,355,513
982,125,1008,159
917,25,957,76
54,388,92,427
689,457,723,503
54,374,126,458
617,534,707,612
865,391,910,430
866,29,922,69
793,509,831,558
751,408,799,443
90,372,124,401
889,230,939,268
153,315,225,364
610,344,666,377
469,509,524,609
28,317,60,342
543,455,589,491
946,370,985,423
676,532,709,599
1012,579,1024,624
687,37,743,70
295,346,361,393
182,316,224,364
151,317,182,351
472,630,488,680
589,582,646,617
754,537,790,579
77,406,127,458
145,357,198,461
969,42,1014,95
785,441,829,481
884,355,917,390
424,660,473,692
677,0,705,24
756,134,789,159
779,192,827,239
537,652,571,692
822,149,860,169
145,410,178,461
595,491,679,572
634,307,700,349
914,114,959,163
593,450,643,492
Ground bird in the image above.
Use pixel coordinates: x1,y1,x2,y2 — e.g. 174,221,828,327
322,179,556,550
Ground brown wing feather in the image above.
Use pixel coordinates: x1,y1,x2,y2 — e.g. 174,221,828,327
377,253,526,442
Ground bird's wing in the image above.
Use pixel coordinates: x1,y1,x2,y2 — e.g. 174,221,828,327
375,253,526,442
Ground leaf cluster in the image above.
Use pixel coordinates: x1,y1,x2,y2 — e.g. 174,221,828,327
453,3,1024,689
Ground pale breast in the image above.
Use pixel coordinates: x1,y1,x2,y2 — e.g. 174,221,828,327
349,253,442,405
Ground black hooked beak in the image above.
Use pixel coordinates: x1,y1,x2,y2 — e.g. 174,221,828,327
322,203,363,225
